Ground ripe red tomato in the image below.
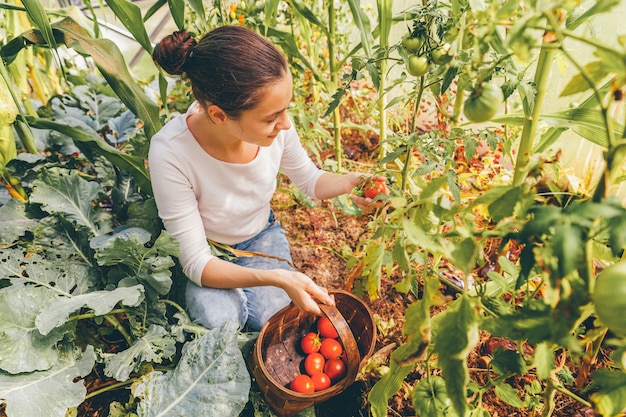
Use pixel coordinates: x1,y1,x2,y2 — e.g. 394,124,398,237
317,317,339,339
304,352,325,376
320,338,343,359
310,372,331,391
300,332,321,354
289,374,315,394
363,179,389,199
324,358,347,382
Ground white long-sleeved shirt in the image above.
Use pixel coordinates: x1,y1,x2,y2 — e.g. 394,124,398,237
148,103,325,286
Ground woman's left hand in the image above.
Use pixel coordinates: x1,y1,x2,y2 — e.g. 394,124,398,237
348,174,388,213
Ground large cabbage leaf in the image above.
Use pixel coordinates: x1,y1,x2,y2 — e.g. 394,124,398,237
0,346,96,417
29,167,112,236
133,321,250,417
0,285,70,374
94,230,179,298
0,200,37,245
35,284,144,335
103,325,177,382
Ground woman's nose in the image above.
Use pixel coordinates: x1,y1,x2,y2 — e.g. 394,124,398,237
276,111,291,130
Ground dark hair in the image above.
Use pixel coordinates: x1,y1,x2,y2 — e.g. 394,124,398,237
152,26,288,118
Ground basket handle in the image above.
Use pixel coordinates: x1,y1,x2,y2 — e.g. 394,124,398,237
319,303,360,384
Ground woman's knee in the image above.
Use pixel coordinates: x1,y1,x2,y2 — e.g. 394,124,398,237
185,283,248,330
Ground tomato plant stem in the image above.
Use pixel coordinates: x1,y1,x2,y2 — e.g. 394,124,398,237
512,42,554,186
327,0,342,168
401,77,425,192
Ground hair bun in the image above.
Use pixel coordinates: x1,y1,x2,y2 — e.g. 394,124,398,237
153,30,197,75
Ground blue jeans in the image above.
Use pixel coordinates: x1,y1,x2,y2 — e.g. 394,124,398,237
185,211,292,332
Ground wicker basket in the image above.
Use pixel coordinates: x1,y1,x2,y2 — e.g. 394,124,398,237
248,290,376,417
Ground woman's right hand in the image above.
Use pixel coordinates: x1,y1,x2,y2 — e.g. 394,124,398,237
272,269,335,316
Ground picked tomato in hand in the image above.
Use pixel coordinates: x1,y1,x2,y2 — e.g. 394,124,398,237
363,178,389,199
317,317,339,339
304,352,325,376
290,374,315,394
300,332,321,354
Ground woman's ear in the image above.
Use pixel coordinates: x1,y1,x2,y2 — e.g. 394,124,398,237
207,105,228,124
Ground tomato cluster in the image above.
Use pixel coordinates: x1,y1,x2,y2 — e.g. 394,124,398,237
288,317,348,394
353,176,389,200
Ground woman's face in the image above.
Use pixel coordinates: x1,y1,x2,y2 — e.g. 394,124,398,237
228,72,293,147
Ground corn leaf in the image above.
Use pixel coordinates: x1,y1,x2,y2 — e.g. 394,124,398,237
104,0,153,53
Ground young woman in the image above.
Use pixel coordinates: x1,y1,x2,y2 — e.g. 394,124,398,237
149,25,379,332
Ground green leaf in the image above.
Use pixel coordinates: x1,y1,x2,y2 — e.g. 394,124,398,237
133,321,251,417
566,0,622,30
361,238,385,300
166,0,185,29
21,0,62,69
494,383,525,408
348,0,374,57
0,199,37,245
560,61,610,97
30,167,112,236
450,237,476,274
103,0,153,53
490,348,528,377
488,187,522,222
24,115,152,194
552,223,584,278
0,285,68,374
36,285,144,336
186,0,205,23
103,325,177,382
368,342,415,417
52,18,161,139
34,216,95,263
94,230,179,298
589,369,626,417
533,342,554,380
0,345,96,417
432,296,481,417
1,20,161,141
288,0,329,36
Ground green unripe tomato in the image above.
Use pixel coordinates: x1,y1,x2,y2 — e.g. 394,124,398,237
463,82,504,123
431,44,452,65
407,55,430,77
401,35,423,54
592,261,626,336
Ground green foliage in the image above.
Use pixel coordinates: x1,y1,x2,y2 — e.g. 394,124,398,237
1,0,626,416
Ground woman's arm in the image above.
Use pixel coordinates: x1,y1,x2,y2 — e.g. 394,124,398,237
200,257,335,316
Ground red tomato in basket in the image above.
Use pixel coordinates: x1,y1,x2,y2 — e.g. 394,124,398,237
304,352,325,376
300,332,321,354
320,338,343,359
317,317,339,339
311,372,331,391
290,374,315,394
324,358,347,382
